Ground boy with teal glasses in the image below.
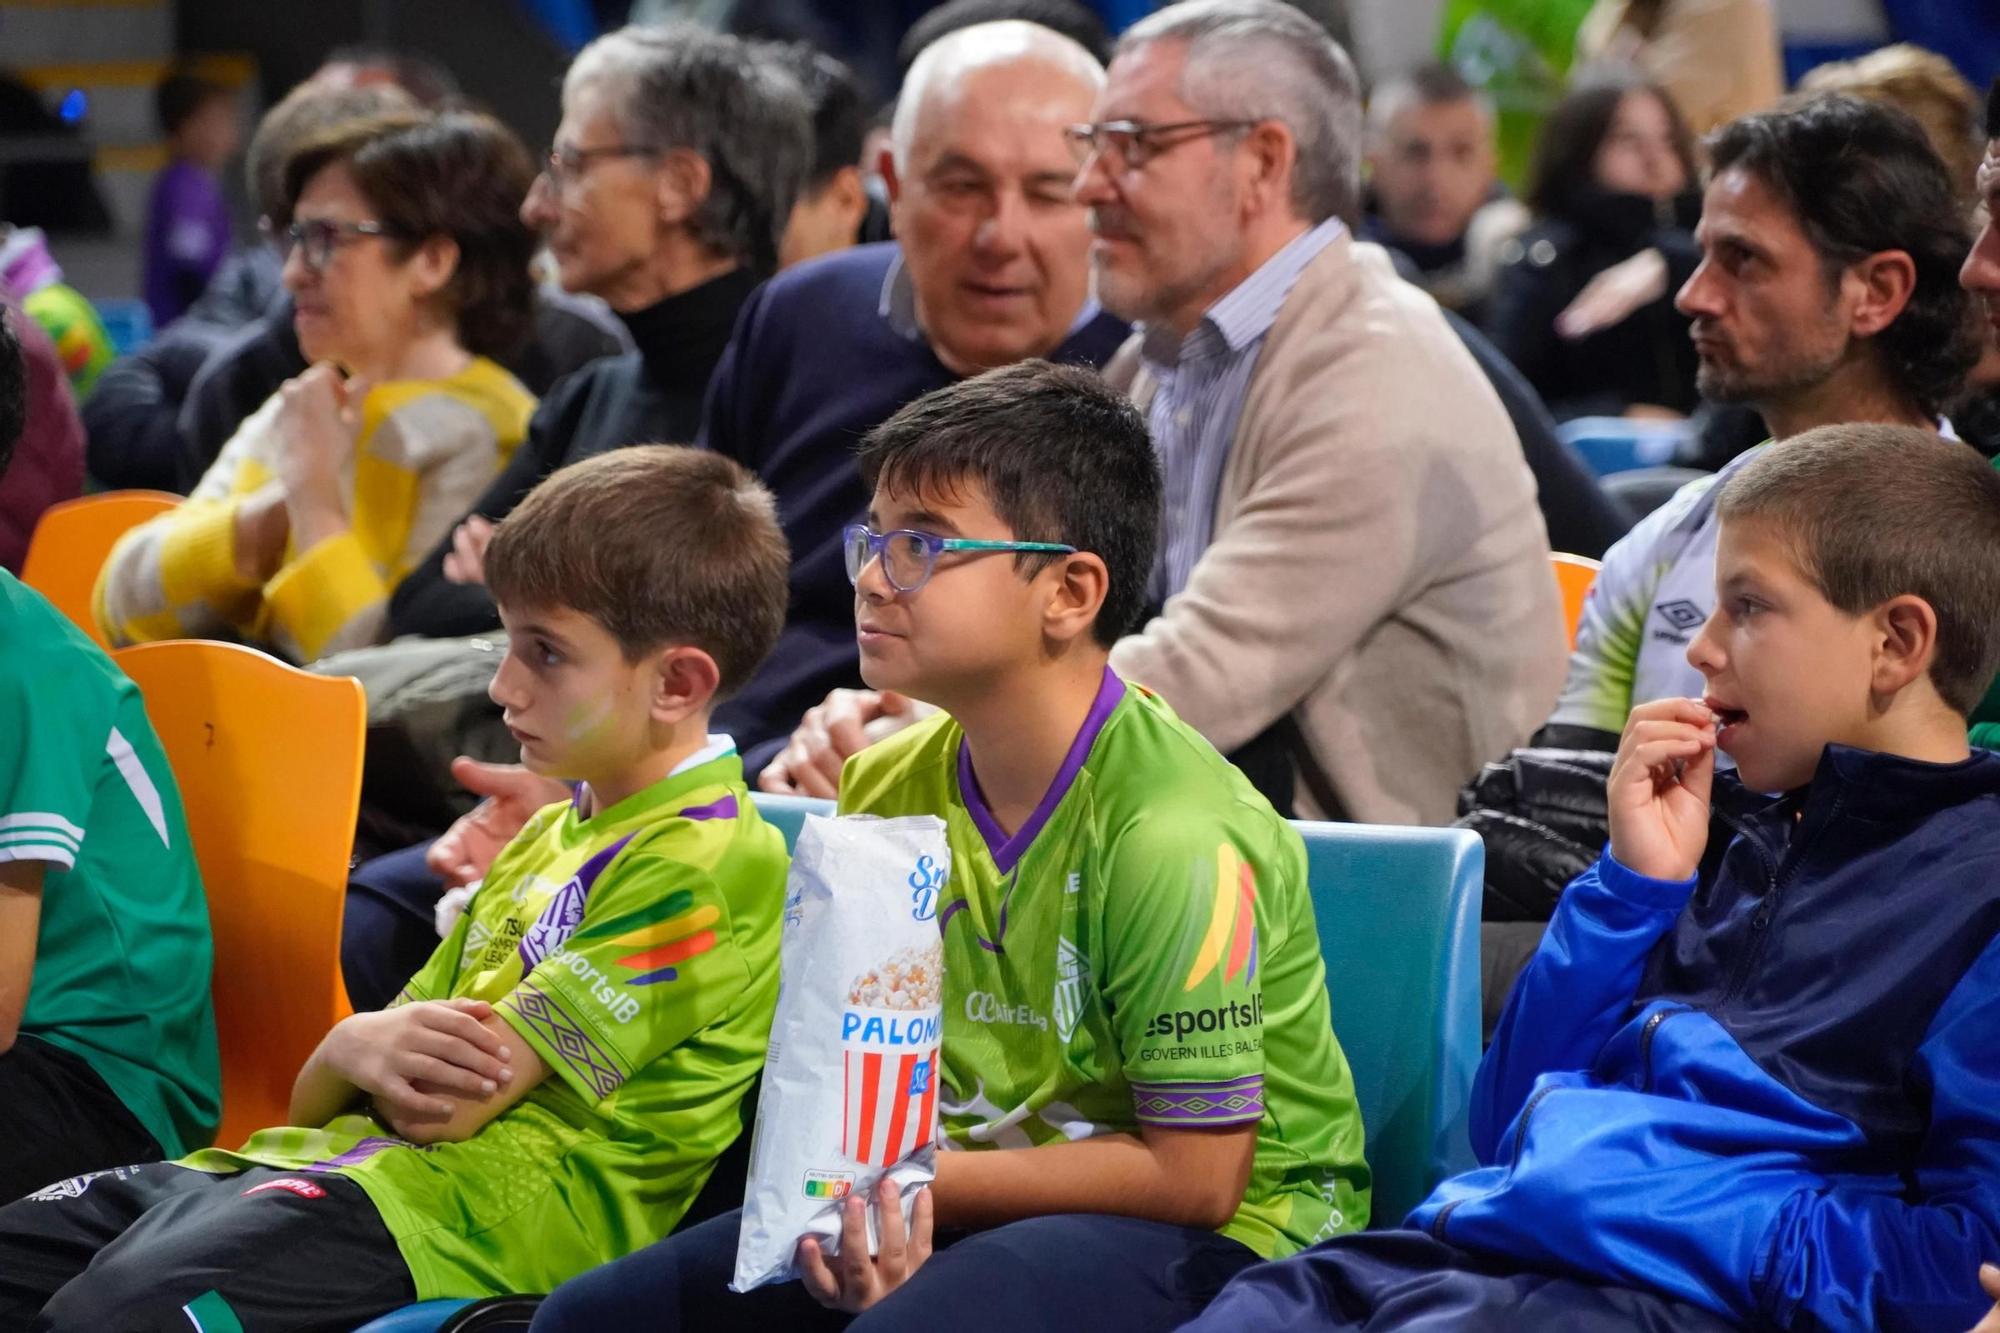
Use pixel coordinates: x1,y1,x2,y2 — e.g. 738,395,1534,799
529,360,1369,1333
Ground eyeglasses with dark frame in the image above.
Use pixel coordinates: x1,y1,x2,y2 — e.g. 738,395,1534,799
542,142,661,191
263,216,406,272
842,523,1077,595
1062,118,1263,170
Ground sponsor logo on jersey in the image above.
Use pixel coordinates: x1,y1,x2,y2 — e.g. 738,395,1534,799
964,990,1049,1030
1182,843,1259,991
1145,993,1265,1045
609,888,719,987
550,945,643,1023
240,1177,326,1200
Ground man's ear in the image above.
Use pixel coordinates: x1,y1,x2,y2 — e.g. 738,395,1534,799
1042,551,1110,647
878,146,902,206
1240,120,1300,218
1845,248,1918,338
656,148,714,227
1870,593,1941,700
649,645,722,726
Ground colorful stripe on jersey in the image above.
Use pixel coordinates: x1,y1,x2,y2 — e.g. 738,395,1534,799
609,887,722,985
1182,841,1259,991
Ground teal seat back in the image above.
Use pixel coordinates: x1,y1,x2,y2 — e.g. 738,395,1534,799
1298,819,1482,1228
744,796,1482,1228
751,791,833,851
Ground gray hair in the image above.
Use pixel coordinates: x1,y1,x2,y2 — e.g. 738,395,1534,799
1118,0,1362,225
892,19,1104,174
565,23,812,273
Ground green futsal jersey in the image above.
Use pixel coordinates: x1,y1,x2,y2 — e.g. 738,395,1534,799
180,745,786,1298
838,670,1370,1258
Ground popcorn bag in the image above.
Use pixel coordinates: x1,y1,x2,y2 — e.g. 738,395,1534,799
732,813,948,1292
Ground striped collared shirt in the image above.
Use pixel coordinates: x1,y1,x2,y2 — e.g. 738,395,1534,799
1140,217,1343,601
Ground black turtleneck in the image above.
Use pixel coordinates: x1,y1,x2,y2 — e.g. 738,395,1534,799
387,266,759,640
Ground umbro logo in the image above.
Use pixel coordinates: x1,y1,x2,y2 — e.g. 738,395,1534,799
1655,600,1707,632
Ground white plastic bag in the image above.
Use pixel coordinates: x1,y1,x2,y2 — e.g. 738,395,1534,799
731,813,949,1292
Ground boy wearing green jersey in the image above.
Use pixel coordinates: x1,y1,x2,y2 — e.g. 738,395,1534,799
0,447,795,1330
531,361,1369,1333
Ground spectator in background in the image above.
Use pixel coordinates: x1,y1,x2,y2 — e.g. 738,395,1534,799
1799,44,1983,206
0,226,114,401
142,69,240,331
344,23,811,1012
86,81,419,493
765,0,1565,826
1484,74,1702,421
0,305,82,573
1575,0,1782,137
373,20,1130,1013
1363,62,1525,321
95,110,540,663
315,44,462,108
1471,94,1984,1033
763,42,886,267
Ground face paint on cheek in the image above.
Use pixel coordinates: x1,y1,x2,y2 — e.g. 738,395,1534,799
563,695,618,746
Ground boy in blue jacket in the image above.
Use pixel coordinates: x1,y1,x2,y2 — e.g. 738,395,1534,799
1183,422,2000,1331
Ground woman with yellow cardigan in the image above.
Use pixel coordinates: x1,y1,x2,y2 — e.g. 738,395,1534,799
96,108,539,663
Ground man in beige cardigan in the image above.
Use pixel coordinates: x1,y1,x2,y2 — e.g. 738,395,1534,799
763,0,1565,825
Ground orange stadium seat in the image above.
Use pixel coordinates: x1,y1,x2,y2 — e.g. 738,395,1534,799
21,490,179,649
114,640,365,1149
1550,552,1602,650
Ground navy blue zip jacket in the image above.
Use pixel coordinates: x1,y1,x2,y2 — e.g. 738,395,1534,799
1412,744,2000,1330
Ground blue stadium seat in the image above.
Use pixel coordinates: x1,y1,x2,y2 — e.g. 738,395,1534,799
750,791,831,850
351,1299,473,1333
1556,415,1694,477
1296,820,1482,1228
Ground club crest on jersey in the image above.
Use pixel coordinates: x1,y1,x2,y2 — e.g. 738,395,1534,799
1182,842,1258,991
1052,936,1089,1042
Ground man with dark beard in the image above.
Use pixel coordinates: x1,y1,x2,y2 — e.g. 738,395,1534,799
1541,92,1979,752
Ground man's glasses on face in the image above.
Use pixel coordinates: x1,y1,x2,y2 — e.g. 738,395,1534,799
541,142,659,191
842,523,1076,594
1062,118,1262,171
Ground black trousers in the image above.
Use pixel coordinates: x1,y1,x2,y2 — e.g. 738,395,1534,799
0,1161,417,1331
0,1034,161,1205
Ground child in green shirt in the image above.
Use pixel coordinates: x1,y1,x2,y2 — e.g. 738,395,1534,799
0,446,794,1329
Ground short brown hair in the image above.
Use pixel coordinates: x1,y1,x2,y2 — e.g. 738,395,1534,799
248,83,419,224
1717,424,2000,715
282,109,537,358
484,446,791,697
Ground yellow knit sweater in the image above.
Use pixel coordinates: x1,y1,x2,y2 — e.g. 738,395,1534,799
95,357,534,662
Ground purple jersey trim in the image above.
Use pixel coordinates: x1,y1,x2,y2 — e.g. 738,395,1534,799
678,793,739,821
502,981,625,1100
303,1135,410,1173
517,832,635,972
957,666,1124,876
1130,1075,1265,1126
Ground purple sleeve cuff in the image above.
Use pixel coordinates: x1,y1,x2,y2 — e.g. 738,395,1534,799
1131,1075,1264,1126
500,981,628,1101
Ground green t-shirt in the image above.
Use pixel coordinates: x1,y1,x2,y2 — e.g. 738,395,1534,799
838,669,1371,1259
182,748,787,1299
0,571,219,1155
